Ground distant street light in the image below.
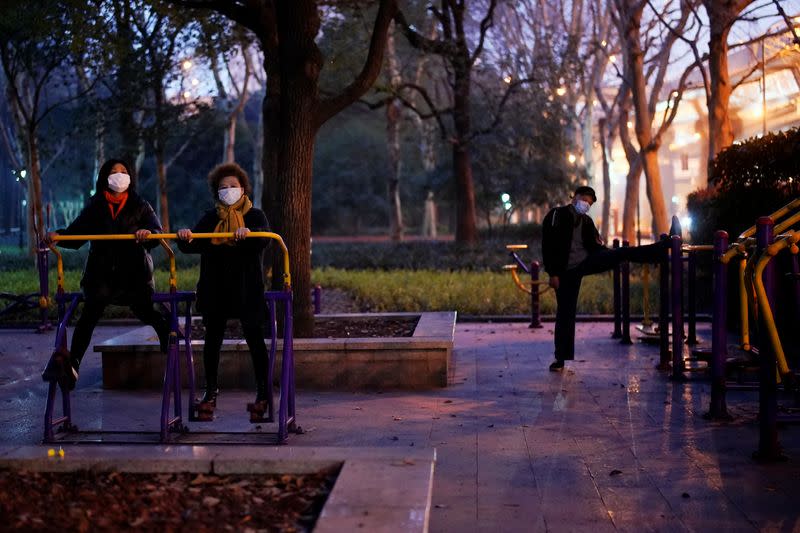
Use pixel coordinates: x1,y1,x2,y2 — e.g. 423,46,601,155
567,153,577,164
182,59,193,71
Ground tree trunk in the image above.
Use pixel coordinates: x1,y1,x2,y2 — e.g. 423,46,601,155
155,146,170,232
619,103,642,243
252,99,264,207
704,0,743,183
385,22,404,241
224,114,237,163
272,1,322,338
621,0,669,237
599,118,611,242
25,129,44,254
452,65,477,244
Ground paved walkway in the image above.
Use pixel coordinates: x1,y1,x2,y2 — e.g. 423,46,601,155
1,322,799,532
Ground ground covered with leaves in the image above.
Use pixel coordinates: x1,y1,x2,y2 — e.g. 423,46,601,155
0,469,337,532
190,314,419,340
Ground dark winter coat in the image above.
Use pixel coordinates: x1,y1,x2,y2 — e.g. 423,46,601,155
541,205,606,278
57,192,162,303
177,208,270,324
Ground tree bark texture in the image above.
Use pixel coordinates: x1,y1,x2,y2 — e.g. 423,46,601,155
155,146,170,232
26,130,44,254
599,118,611,242
704,0,752,183
385,22,404,242
452,65,477,243
618,0,668,237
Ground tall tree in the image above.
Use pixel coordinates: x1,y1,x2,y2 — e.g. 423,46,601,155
0,0,93,253
173,0,398,336
394,0,499,244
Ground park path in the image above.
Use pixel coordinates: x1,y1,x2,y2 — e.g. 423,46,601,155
1,322,799,532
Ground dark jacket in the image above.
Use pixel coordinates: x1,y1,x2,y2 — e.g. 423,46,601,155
177,208,270,323
58,191,162,303
541,204,605,277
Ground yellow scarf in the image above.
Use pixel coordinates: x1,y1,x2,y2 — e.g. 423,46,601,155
212,194,252,245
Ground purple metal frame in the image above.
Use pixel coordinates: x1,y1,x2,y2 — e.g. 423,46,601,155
671,235,686,381
658,235,671,371
706,230,730,420
529,261,543,329
43,286,297,444
686,250,698,345
620,241,632,345
612,239,622,339
754,217,783,461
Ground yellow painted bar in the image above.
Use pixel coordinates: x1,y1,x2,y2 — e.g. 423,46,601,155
738,197,800,240
738,258,750,351
49,232,292,292
509,267,532,295
773,210,800,237
505,244,528,250
682,244,714,252
752,233,799,378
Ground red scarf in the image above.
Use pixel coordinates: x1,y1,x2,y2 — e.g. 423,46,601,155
104,190,129,220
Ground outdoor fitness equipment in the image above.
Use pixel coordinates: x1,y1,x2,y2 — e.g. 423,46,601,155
41,231,299,445
503,244,550,328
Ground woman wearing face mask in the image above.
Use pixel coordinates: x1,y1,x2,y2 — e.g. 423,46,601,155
541,186,668,371
42,159,170,389
176,163,270,421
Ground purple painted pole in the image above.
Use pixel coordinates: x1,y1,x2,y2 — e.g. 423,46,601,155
671,235,685,380
754,217,783,461
686,250,698,345
529,261,543,328
621,241,632,345
658,235,671,370
706,231,730,420
36,244,50,331
612,239,622,339
313,285,322,314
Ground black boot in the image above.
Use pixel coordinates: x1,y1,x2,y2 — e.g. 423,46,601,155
247,381,269,423
200,387,218,406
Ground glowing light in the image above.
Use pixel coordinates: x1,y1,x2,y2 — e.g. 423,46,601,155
191,78,199,86
671,195,679,204
182,59,193,70
567,153,577,164
601,40,607,47
681,216,692,230
20,169,27,178
609,55,616,63
183,90,191,99
22,199,27,206
556,86,567,96
500,193,511,203
693,132,701,140
626,121,633,128
503,75,513,84
503,201,512,211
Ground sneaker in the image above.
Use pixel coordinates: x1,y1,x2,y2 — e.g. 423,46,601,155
549,360,565,371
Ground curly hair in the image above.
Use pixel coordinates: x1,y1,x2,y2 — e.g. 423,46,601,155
207,163,252,197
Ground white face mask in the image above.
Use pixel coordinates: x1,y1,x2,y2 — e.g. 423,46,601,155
218,187,243,206
573,199,591,215
107,172,131,193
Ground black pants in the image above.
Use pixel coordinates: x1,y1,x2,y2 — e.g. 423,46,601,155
202,316,268,394
71,296,170,369
553,243,663,361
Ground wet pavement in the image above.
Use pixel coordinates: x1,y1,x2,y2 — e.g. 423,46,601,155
1,321,799,532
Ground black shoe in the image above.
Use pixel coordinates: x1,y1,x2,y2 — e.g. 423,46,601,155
549,360,565,371
199,388,218,407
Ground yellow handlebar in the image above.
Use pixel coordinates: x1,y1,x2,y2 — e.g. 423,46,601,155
738,197,800,241
49,232,292,292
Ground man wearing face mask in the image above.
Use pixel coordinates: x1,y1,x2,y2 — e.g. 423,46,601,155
176,163,271,421
542,186,666,371
42,158,170,389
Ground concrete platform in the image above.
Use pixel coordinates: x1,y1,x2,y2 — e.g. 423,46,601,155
0,445,435,533
2,322,800,532
96,312,456,390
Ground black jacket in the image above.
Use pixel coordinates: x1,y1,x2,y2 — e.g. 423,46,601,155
541,205,605,277
58,192,162,303
177,208,270,323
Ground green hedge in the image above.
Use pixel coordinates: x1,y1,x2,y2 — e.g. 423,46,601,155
688,127,800,245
